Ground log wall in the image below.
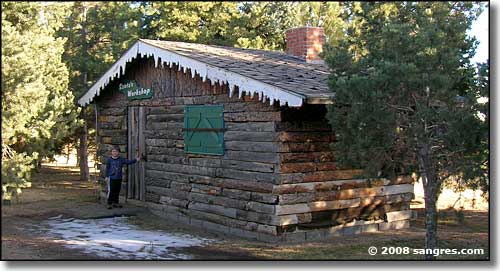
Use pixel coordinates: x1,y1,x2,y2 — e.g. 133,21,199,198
95,56,414,242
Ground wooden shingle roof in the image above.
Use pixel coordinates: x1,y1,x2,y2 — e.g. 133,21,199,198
141,39,334,104
78,39,334,107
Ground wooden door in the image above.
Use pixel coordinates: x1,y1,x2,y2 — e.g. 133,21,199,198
127,106,146,200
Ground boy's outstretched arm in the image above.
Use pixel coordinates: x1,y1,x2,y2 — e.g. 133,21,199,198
121,156,138,165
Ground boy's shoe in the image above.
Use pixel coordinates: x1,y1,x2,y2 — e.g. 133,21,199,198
107,204,113,209
112,203,123,208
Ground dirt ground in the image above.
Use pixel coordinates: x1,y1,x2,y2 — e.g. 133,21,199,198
1,164,490,260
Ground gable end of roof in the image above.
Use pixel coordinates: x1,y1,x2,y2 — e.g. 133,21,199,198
77,40,307,107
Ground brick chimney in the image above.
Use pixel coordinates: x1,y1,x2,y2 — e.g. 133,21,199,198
285,27,325,64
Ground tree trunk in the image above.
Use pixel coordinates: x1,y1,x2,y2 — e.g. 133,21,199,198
419,143,441,260
76,139,80,166
423,175,438,260
34,156,43,173
79,121,89,181
77,3,90,180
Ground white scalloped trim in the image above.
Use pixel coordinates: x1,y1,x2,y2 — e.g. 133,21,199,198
78,40,304,107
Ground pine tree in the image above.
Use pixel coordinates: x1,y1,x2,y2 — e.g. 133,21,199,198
139,1,240,46
234,1,299,50
57,2,143,180
295,2,348,46
2,2,80,199
324,2,487,259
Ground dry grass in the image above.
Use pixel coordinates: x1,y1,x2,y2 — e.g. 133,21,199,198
1,163,490,260
195,212,489,260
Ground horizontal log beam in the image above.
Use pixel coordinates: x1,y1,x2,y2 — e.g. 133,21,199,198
224,111,281,122
225,141,279,153
273,180,412,195
385,210,413,222
220,178,274,193
278,152,335,163
275,121,331,132
279,162,336,173
225,150,279,164
215,168,277,184
275,198,360,215
225,122,275,132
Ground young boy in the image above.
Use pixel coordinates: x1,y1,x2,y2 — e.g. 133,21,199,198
105,146,140,209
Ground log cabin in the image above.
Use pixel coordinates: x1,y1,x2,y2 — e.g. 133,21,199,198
77,27,414,242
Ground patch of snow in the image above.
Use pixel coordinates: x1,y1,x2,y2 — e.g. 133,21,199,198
48,214,63,220
41,216,213,260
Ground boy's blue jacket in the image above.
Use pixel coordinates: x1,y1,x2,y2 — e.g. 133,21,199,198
105,156,137,180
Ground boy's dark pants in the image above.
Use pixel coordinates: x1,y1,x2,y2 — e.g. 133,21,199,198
107,178,122,204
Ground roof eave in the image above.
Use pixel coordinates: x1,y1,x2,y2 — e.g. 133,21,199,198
77,39,308,107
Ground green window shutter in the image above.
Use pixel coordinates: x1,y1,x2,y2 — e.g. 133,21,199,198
184,105,224,155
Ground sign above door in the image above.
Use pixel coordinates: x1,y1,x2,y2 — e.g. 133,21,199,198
119,80,153,100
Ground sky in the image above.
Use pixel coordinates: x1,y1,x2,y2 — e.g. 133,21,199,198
468,5,489,64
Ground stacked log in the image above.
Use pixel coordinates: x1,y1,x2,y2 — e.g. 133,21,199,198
273,105,414,238
94,56,415,242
